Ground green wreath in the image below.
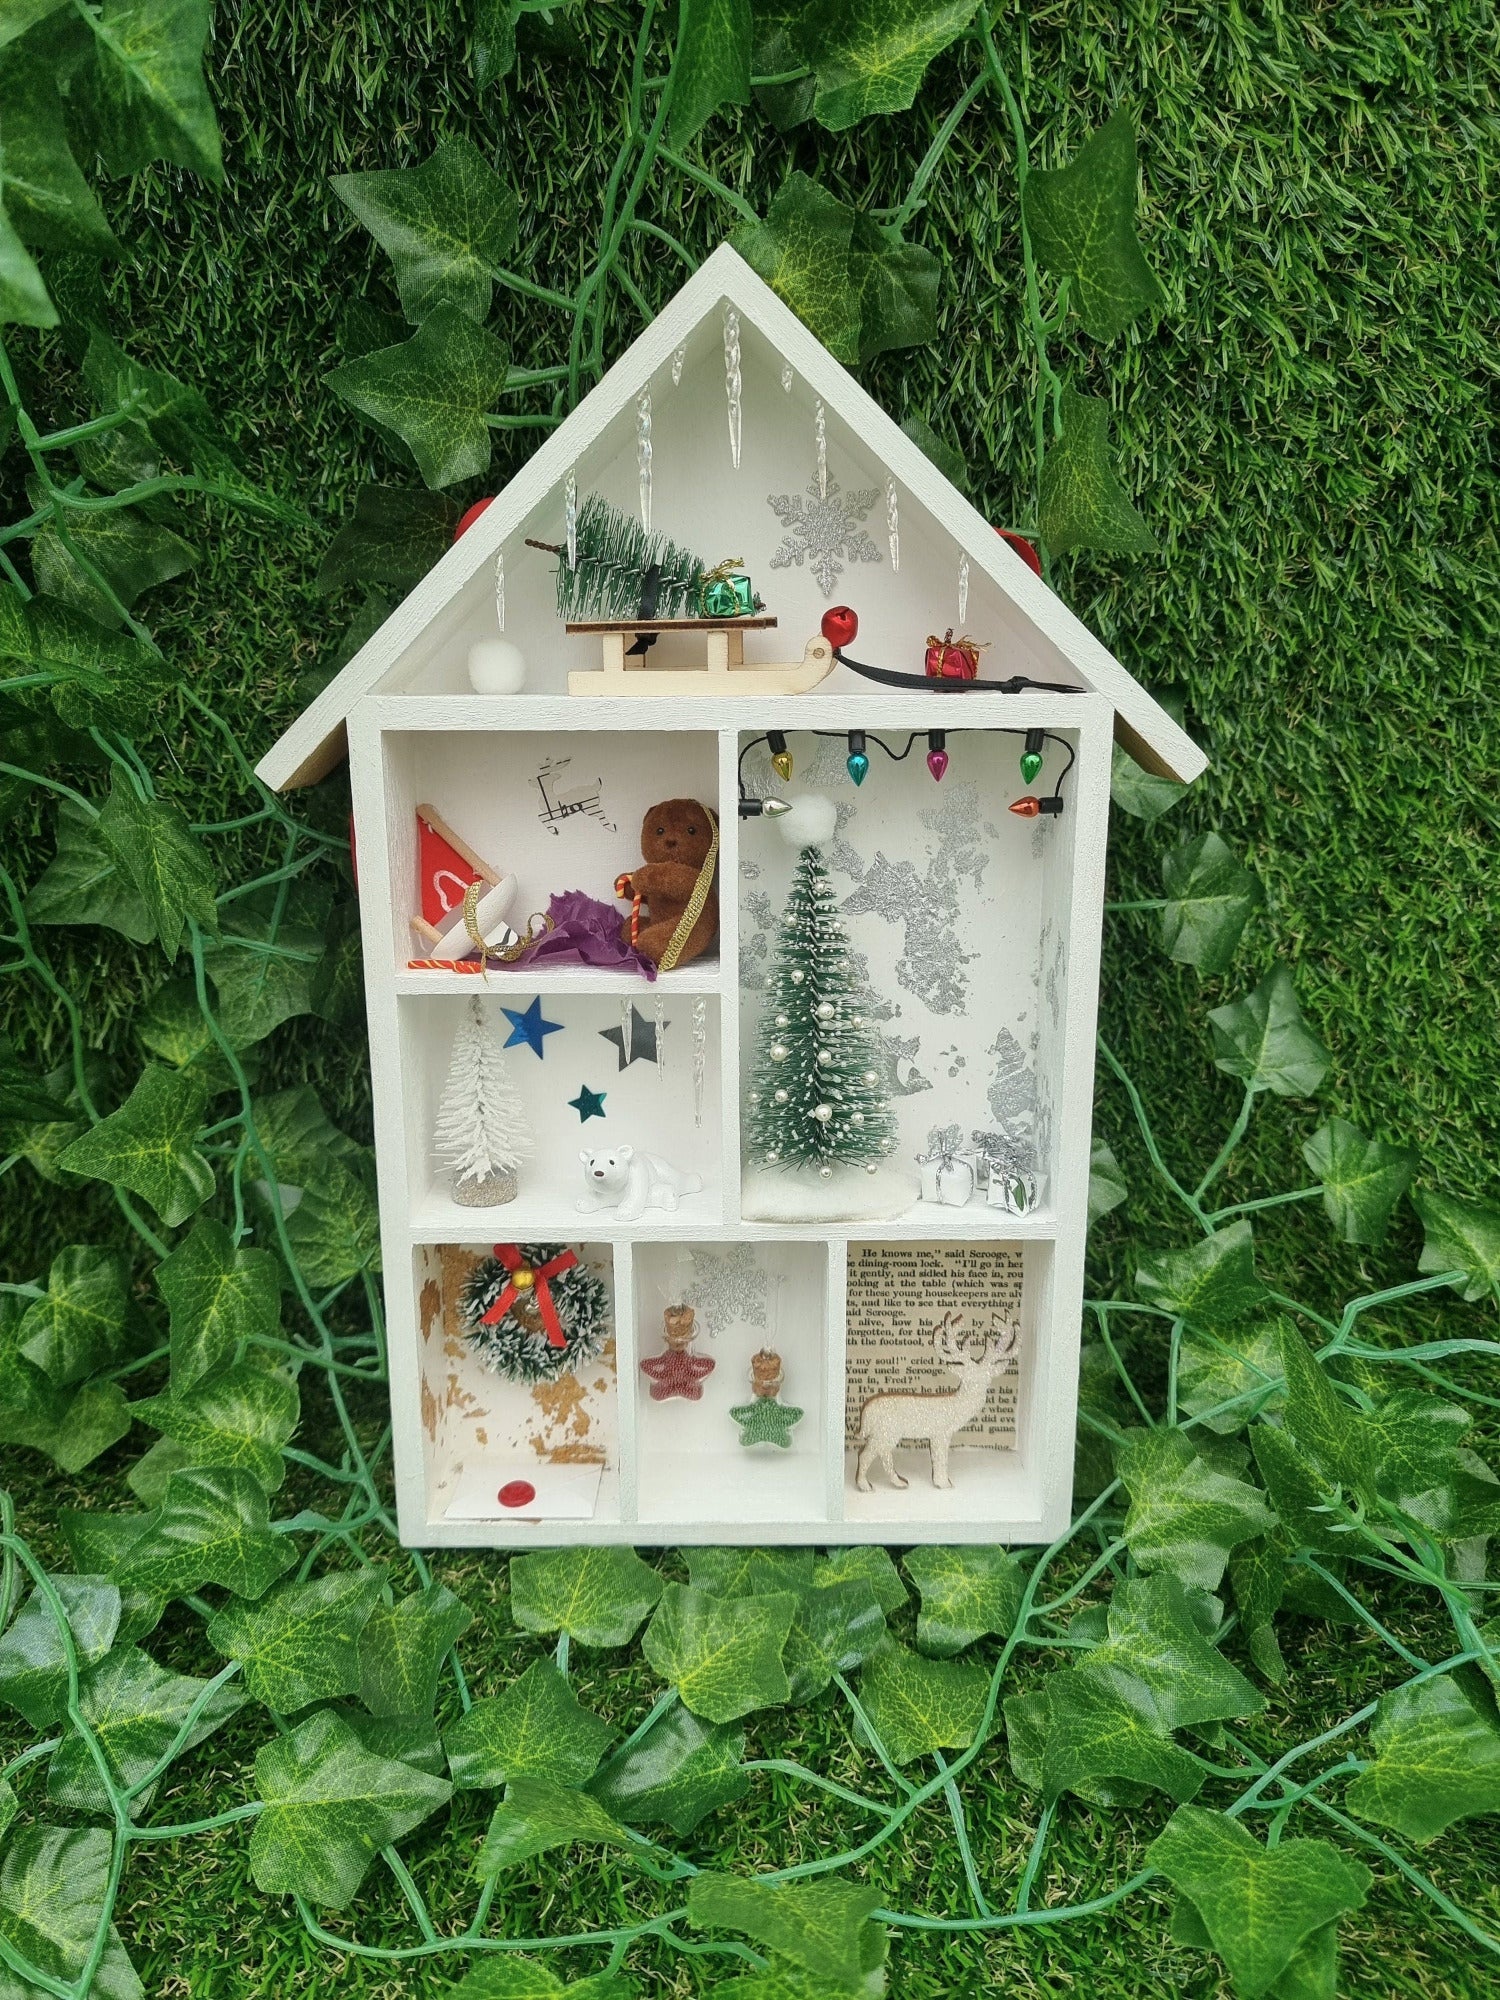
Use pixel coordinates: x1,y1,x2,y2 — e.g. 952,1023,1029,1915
458,1243,610,1384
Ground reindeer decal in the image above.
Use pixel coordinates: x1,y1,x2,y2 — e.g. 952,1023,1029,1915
854,1312,1018,1492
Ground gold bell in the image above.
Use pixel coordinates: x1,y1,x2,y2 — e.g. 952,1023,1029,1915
512,1267,535,1290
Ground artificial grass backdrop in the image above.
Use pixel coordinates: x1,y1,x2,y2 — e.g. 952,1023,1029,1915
3,3,1498,1994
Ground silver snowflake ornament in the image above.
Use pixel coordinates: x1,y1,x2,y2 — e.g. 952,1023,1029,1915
766,476,882,597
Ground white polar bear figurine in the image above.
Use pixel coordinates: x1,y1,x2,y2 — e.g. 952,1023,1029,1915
576,1146,703,1225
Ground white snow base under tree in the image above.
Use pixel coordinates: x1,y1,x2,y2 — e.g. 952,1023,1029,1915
741,1160,917,1223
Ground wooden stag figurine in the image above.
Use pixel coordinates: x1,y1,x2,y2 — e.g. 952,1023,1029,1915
853,1313,1017,1492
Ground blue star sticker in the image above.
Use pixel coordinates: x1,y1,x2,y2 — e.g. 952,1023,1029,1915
568,1084,607,1121
502,996,564,1058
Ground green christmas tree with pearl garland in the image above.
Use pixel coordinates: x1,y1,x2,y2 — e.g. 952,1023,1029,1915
744,844,899,1185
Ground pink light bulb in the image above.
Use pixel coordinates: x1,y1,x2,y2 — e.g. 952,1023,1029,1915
926,746,949,782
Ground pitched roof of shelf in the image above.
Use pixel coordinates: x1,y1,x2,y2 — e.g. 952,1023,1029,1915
258,242,1206,793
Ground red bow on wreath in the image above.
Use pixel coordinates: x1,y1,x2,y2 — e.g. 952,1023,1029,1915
478,1245,579,1349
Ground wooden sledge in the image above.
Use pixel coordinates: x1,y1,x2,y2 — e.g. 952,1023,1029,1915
566,617,835,697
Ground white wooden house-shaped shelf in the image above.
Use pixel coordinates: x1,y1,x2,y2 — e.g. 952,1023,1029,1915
258,243,1203,1550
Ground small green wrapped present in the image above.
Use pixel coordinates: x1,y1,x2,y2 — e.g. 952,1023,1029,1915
698,561,758,618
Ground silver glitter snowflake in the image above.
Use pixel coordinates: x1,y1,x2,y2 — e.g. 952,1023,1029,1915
686,1244,768,1337
766,476,882,597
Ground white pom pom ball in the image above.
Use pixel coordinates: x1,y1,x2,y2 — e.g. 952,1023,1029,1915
776,792,838,851
467,639,527,694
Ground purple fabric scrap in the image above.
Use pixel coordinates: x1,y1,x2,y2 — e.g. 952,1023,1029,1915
484,889,656,979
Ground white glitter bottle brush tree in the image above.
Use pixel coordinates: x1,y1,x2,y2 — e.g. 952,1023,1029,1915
741,819,914,1222
434,997,535,1206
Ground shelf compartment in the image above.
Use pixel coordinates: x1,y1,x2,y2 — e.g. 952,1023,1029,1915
841,1237,1044,1529
400,990,723,1235
631,1238,831,1528
412,1241,622,1530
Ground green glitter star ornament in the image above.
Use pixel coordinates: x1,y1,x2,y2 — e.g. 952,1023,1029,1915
730,1348,804,1449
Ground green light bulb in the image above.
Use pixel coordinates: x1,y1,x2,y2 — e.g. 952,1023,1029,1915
1020,749,1043,784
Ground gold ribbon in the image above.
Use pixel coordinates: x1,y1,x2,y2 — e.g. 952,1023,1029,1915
659,809,719,972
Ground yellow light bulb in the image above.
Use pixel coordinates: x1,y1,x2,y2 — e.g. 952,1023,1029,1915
771,749,793,782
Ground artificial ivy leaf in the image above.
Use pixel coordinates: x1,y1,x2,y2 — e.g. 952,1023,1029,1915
133,1360,299,1491
1277,1322,1374,1499
1412,1189,1500,1305
856,1640,987,1765
25,797,156,943
1022,108,1165,339
271,1156,381,1288
332,138,520,327
136,975,253,1082
1178,1319,1286,1434
899,410,968,491
0,1574,121,1729
46,1644,245,1816
643,1584,796,1724
57,1064,213,1226
93,769,217,960
847,216,939,362
1038,385,1155,557
1148,1806,1370,1999
0,194,52,325
1249,1425,1346,1560
782,1578,887,1702
31,504,198,628
0,42,117,256
730,172,861,364
203,915,322,1047
0,1287,133,1471
116,1465,296,1601
1158,833,1263,977
1135,1221,1266,1329
206,1569,384,1711
328,305,510,489
800,0,981,131
72,0,222,183
587,1698,747,1835
1346,1672,1500,1844
0,586,177,730
358,1583,472,1717
0,1826,143,2000
250,1707,453,1908
0,1035,70,1128
1119,1427,1275,1591
671,0,752,143
309,897,364,1027
445,1660,616,1790
510,1546,663,1648
686,1874,884,1987
448,1962,635,2000
1209,966,1330,1100
1110,738,1184,824
0,3,71,54
1301,1120,1415,1247
1088,1138,1128,1222
0,1781,12,1842
813,1546,907,1613
748,0,815,129
1083,1575,1263,1730
315,484,461,596
248,1082,366,1184
1227,1539,1287,1684
687,1547,814,1598
472,0,516,87
473,1774,631,1876
337,1708,446,1777
156,1217,281,1393
18,1244,130,1385
903,1546,1023,1657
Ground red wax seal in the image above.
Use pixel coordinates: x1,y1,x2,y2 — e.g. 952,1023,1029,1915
497,1479,537,1508
454,496,495,541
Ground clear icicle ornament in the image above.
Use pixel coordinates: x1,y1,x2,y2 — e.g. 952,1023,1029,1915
494,546,505,631
885,478,900,573
671,344,686,386
723,308,742,470
815,400,827,500
655,992,667,1079
780,363,794,394
621,996,633,1067
637,391,653,531
565,468,578,571
957,552,970,623
692,996,707,1127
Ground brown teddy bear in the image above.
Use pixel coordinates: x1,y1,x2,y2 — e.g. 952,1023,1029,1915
617,798,719,967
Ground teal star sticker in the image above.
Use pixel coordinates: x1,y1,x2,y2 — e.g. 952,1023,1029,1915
730,1394,804,1449
502,996,564,1057
568,1084,607,1122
